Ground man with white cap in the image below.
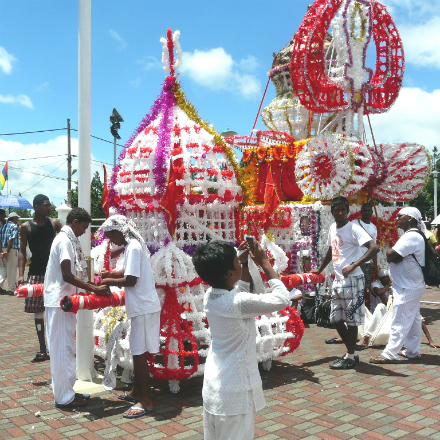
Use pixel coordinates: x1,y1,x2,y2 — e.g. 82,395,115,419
370,207,426,363
0,212,21,294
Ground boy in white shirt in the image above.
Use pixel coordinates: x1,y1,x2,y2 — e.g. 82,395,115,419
44,208,109,409
312,196,379,369
100,215,161,419
192,240,290,440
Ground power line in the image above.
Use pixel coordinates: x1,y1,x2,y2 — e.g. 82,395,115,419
8,154,69,162
22,162,67,194
70,128,125,147
0,128,67,136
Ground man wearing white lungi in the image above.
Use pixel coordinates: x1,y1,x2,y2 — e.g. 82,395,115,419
370,207,426,364
44,208,109,408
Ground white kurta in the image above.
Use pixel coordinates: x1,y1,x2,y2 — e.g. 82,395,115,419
203,279,290,416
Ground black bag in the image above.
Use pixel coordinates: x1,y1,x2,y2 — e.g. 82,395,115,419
315,298,336,328
410,229,440,286
300,297,315,324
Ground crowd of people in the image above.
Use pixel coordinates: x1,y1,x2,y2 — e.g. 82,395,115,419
0,193,438,439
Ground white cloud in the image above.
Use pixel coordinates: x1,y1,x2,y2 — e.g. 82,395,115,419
34,82,49,93
0,135,104,207
366,87,440,150
180,48,261,99
0,46,16,74
130,77,142,87
109,29,127,49
398,16,440,69
385,0,440,17
0,94,33,109
137,56,161,71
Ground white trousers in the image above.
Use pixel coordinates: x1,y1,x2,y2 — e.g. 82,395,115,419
381,286,425,360
46,307,77,405
203,391,255,440
0,249,18,291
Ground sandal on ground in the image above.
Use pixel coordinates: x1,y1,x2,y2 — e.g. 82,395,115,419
369,355,399,364
75,393,91,400
32,352,49,363
118,391,138,404
55,397,88,409
355,343,368,351
123,405,153,419
325,337,342,344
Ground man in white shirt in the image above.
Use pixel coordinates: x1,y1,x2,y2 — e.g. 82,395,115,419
370,207,426,363
44,208,109,409
313,196,379,369
100,215,161,419
192,240,290,440
353,203,378,311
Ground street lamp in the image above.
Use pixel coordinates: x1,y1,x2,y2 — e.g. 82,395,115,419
220,127,238,138
110,108,124,167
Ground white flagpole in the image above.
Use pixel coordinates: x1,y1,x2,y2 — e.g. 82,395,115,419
76,0,94,382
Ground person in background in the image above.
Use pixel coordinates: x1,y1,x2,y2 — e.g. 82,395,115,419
18,194,62,362
0,212,21,294
0,209,6,227
353,203,378,310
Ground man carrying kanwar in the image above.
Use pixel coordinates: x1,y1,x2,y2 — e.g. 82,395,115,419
370,207,426,364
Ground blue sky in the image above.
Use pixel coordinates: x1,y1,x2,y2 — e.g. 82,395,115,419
1,0,439,206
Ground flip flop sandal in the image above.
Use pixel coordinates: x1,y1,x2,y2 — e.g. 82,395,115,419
118,392,138,404
123,406,153,419
355,344,368,351
369,355,399,364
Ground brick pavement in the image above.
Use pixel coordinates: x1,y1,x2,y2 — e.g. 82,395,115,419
1,289,439,440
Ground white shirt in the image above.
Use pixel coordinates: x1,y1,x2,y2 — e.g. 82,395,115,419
124,239,161,319
353,219,377,263
327,222,372,280
203,279,290,416
44,232,76,308
370,279,390,313
390,229,425,290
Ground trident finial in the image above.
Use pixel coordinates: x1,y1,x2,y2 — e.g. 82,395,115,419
160,29,182,77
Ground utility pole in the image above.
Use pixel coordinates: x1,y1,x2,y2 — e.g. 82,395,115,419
67,119,72,206
110,108,123,167
434,146,438,219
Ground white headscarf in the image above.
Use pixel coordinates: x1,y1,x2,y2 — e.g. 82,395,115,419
399,207,427,234
101,214,150,256
378,268,389,278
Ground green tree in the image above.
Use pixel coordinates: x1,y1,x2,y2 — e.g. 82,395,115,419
70,171,106,219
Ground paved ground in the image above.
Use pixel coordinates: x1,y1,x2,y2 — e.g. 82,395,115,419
1,289,440,440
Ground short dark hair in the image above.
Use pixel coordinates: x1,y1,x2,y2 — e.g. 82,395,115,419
33,194,49,208
331,196,350,212
192,241,236,288
361,203,372,210
66,207,92,224
0,209,5,215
